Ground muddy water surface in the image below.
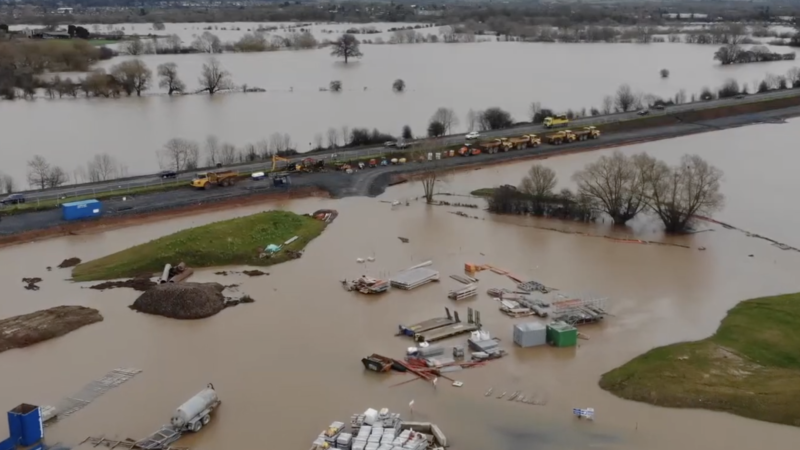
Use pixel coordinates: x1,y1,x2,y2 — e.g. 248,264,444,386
1,123,800,449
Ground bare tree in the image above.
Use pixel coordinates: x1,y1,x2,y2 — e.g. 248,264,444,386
110,59,152,96
393,79,406,92
153,22,166,31
313,133,324,150
340,126,350,146
614,84,638,112
572,151,653,226
159,138,200,171
528,102,542,122
121,37,145,55
205,135,221,166
1,174,15,193
675,89,687,104
416,141,445,203
281,133,293,152
329,80,343,92
270,132,285,153
157,62,185,95
519,164,557,197
46,166,68,188
330,33,363,63
198,57,232,95
192,31,222,53
642,154,724,233
465,109,477,132
431,107,459,135
327,128,339,148
601,95,614,114
219,143,237,165
660,68,670,78
86,153,120,181
255,139,270,158
27,155,51,189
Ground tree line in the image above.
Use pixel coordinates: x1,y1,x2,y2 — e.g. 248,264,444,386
120,30,319,56
713,43,795,65
487,151,724,233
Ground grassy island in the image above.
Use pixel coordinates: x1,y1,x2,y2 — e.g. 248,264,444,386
72,211,326,281
470,188,496,197
599,293,800,427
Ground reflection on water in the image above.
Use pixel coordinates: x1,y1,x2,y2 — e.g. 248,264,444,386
2,125,800,449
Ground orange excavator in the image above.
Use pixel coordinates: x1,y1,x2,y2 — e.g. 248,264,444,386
458,146,481,157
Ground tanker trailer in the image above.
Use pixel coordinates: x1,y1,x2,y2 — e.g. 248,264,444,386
170,383,221,433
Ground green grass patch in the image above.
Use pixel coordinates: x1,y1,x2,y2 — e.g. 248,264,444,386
599,292,800,427
71,210,326,281
470,188,496,197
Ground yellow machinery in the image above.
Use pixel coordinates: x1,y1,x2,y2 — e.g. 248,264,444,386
272,155,299,172
480,139,504,154
502,134,541,151
191,170,239,189
543,114,569,129
546,130,577,145
571,126,601,141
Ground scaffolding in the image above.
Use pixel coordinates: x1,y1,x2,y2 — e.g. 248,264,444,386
44,368,143,426
550,294,609,325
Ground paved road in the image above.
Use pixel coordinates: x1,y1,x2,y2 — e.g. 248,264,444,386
3,102,798,237
12,88,800,204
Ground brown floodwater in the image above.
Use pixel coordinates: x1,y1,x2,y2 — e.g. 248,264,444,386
1,122,800,449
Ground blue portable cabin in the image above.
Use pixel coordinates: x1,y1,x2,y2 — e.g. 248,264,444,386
61,199,102,221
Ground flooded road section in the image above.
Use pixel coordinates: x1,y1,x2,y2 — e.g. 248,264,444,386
2,123,800,449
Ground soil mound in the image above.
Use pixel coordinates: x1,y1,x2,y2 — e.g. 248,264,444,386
58,257,81,268
130,282,226,319
89,276,157,292
0,306,103,354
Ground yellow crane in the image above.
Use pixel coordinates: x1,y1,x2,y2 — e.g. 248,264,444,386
272,155,298,172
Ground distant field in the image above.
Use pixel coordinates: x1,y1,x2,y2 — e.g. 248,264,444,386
87,39,119,46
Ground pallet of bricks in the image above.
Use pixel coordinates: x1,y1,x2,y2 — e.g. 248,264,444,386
350,408,425,450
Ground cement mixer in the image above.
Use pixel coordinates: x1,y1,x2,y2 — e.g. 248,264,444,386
170,383,221,433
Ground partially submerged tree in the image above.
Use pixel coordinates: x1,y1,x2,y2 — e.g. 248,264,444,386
198,57,232,95
393,79,406,92
329,80,342,92
157,62,185,95
110,59,152,96
660,68,670,78
643,154,724,233
572,151,653,226
330,34,363,63
192,31,222,54
519,164,557,197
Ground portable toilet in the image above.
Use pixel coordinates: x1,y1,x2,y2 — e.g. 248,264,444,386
61,199,102,221
3,404,44,448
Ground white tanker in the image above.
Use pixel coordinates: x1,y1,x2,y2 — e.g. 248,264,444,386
170,383,221,433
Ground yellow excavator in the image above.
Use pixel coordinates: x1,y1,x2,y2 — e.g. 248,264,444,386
272,155,299,172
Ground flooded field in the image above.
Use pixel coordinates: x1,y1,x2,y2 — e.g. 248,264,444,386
1,20,798,181
1,122,800,449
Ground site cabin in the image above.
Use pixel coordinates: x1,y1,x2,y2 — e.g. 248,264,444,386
190,171,238,189
543,114,569,129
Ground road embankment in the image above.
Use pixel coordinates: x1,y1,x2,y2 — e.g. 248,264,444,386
2,97,800,246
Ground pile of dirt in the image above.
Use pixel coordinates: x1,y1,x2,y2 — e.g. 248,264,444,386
88,276,157,292
57,257,81,268
243,270,268,277
22,277,42,291
0,305,103,354
130,282,227,319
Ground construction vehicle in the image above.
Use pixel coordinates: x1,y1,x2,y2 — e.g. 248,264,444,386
272,155,299,172
480,139,504,154
191,170,238,189
543,114,569,129
503,134,542,151
272,173,291,186
170,384,221,433
300,158,325,172
571,126,601,141
458,146,481,156
368,158,378,168
546,130,577,145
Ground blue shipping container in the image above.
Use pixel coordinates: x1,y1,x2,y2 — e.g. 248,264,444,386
8,404,43,447
62,199,102,221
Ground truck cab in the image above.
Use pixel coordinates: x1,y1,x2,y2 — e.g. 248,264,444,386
191,172,211,189
543,114,569,129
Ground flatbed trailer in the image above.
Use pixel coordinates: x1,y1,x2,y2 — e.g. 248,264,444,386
416,322,480,343
398,307,456,337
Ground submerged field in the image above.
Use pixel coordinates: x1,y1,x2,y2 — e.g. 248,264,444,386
599,292,800,427
72,210,326,281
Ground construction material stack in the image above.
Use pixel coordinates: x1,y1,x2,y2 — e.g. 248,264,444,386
513,322,547,348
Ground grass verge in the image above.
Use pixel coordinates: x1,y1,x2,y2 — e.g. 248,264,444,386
470,188,496,197
71,210,326,281
599,292,800,427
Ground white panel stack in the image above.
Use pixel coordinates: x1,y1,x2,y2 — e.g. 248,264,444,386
337,432,353,449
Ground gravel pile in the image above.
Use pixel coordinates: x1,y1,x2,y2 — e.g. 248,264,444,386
130,282,227,319
58,257,82,268
0,306,103,354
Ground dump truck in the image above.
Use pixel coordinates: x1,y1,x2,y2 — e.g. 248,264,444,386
572,126,601,141
480,139,504,154
503,134,541,151
171,384,221,433
543,114,569,129
546,130,577,145
191,170,238,189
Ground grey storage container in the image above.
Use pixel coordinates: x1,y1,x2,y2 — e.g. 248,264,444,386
513,322,547,347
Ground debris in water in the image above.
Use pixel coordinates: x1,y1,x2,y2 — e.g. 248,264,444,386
57,257,82,268
0,306,102,354
485,388,494,397
398,237,410,243
88,276,156,292
242,270,268,277
22,277,42,291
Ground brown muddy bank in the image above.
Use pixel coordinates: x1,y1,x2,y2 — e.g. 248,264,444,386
0,306,103,354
